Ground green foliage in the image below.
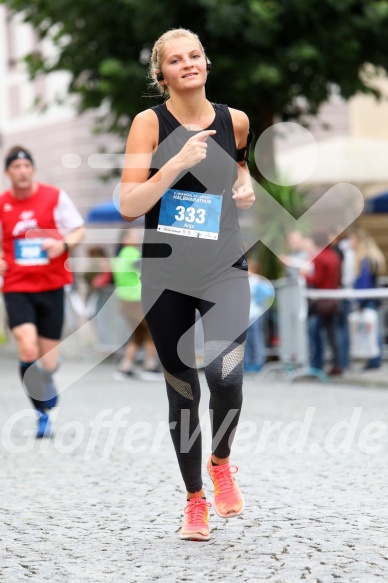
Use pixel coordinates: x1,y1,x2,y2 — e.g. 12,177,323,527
255,180,307,279
3,0,388,144
3,0,388,278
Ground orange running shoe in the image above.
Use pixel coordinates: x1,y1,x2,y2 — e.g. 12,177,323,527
207,456,245,518
180,494,212,541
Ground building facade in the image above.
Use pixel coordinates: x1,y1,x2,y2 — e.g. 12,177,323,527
0,6,120,219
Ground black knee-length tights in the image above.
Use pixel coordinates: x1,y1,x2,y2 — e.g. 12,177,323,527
142,278,250,493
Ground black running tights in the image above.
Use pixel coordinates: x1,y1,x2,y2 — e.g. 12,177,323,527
142,278,250,493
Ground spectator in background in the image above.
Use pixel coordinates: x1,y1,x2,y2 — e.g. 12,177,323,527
244,257,274,373
83,246,113,318
83,246,112,298
331,227,356,372
301,230,342,376
350,228,386,369
111,228,161,381
280,229,310,278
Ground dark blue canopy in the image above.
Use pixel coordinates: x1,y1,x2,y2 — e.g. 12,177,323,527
86,200,125,223
365,192,388,213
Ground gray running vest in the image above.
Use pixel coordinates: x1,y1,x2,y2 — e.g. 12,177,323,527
141,102,248,292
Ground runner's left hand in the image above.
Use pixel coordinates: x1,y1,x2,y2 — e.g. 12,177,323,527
232,185,255,209
41,238,68,259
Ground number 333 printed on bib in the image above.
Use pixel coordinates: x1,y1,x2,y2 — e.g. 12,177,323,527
158,189,223,240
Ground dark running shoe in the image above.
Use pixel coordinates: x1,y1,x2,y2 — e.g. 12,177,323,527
112,370,136,381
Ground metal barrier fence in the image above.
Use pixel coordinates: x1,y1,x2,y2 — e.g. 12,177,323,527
259,277,323,381
261,278,388,380
274,277,309,366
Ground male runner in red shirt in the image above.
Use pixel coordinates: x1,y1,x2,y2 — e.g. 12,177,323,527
0,146,85,437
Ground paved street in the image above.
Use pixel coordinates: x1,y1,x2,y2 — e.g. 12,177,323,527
0,342,387,583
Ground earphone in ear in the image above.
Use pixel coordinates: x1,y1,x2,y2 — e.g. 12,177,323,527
206,61,212,73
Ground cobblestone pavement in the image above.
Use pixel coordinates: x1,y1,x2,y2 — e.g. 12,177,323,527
0,347,387,583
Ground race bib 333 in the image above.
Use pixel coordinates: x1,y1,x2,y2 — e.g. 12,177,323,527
157,189,223,240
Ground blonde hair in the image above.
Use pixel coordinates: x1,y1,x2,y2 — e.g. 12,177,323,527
148,28,207,97
354,228,386,276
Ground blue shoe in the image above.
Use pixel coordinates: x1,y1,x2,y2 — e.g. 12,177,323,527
36,412,51,438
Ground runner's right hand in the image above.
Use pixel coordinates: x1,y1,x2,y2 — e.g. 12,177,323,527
173,130,216,171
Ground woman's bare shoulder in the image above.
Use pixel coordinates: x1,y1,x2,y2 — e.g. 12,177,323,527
126,108,159,152
228,107,249,130
228,107,250,148
132,108,159,130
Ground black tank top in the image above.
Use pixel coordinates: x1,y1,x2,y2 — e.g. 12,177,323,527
141,102,248,292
